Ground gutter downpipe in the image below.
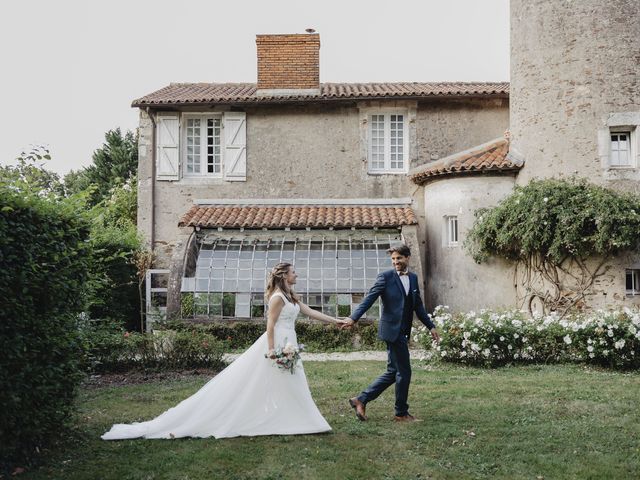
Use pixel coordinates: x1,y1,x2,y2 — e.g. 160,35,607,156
145,107,156,250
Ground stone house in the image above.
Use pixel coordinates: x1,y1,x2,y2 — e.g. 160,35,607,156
132,33,509,323
135,0,639,323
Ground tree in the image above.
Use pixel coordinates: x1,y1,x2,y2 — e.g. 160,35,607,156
86,177,143,329
64,128,138,205
0,146,66,197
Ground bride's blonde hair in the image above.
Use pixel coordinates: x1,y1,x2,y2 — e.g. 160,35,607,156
265,262,300,304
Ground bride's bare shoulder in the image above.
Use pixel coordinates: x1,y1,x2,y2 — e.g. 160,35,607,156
269,291,287,304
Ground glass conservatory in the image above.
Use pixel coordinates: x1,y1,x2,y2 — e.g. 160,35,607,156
180,231,403,320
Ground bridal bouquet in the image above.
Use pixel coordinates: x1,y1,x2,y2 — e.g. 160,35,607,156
265,340,304,374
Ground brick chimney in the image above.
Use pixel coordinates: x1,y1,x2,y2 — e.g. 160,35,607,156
256,33,320,96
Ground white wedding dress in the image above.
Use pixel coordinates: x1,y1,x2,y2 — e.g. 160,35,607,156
102,292,331,439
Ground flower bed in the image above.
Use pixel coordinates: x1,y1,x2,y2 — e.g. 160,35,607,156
415,306,640,369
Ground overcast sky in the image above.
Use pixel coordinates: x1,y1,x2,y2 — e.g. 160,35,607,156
0,0,509,176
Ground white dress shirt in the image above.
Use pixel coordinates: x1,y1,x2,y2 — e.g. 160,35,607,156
398,271,410,295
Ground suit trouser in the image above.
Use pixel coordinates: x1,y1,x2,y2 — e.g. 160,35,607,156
357,334,411,416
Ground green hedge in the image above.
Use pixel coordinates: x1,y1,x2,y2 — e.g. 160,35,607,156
160,319,384,352
0,187,90,469
79,320,226,373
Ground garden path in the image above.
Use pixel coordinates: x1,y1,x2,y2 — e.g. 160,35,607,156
223,350,430,362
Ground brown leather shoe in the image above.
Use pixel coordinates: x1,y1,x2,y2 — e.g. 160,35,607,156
393,413,420,422
349,397,367,421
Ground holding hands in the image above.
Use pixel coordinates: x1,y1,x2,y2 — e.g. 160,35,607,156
339,317,356,330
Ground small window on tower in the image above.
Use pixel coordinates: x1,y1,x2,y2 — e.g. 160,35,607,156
610,132,631,167
626,269,640,296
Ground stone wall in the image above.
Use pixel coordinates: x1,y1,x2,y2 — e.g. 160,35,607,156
137,99,509,268
422,175,517,311
511,0,640,191
509,0,640,311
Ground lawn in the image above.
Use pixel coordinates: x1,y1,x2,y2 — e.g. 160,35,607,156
21,361,640,480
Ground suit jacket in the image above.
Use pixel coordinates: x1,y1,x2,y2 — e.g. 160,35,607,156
350,269,435,342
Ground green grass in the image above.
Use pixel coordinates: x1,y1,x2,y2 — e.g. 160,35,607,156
22,362,640,480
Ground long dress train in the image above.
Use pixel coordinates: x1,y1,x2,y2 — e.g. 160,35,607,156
101,292,331,439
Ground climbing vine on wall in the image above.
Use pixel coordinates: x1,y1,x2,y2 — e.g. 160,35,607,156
465,178,640,316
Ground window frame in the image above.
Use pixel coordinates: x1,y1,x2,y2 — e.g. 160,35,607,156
181,113,224,178
443,215,459,247
609,129,634,168
626,269,640,296
367,111,409,174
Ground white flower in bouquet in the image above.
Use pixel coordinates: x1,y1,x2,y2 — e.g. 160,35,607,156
614,339,626,350
265,338,304,374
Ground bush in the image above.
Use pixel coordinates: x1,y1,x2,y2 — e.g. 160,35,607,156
85,178,142,330
464,178,640,315
415,306,640,369
160,319,384,351
79,320,226,373
296,322,384,351
465,178,640,264
0,186,90,469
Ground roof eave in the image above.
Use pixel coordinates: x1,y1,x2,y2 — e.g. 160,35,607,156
131,92,509,109
411,167,522,185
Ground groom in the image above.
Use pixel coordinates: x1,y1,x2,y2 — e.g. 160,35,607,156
342,243,439,422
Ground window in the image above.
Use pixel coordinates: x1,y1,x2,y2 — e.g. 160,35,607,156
368,113,407,173
145,269,170,330
183,115,222,176
610,132,631,167
444,216,458,246
181,233,401,320
626,269,640,296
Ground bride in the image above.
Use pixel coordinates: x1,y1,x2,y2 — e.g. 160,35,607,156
102,262,344,440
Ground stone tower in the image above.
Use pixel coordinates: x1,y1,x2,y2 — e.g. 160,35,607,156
510,0,640,190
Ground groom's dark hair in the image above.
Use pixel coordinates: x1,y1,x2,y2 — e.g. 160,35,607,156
387,244,411,257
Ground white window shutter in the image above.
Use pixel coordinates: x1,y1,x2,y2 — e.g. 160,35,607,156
223,112,247,181
156,115,180,181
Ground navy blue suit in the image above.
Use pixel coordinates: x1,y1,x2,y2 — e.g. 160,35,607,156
351,269,435,416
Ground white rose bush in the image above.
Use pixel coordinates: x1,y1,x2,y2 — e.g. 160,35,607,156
414,306,640,369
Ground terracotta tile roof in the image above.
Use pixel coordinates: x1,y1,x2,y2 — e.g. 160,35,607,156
132,82,509,107
409,137,523,184
178,205,418,229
